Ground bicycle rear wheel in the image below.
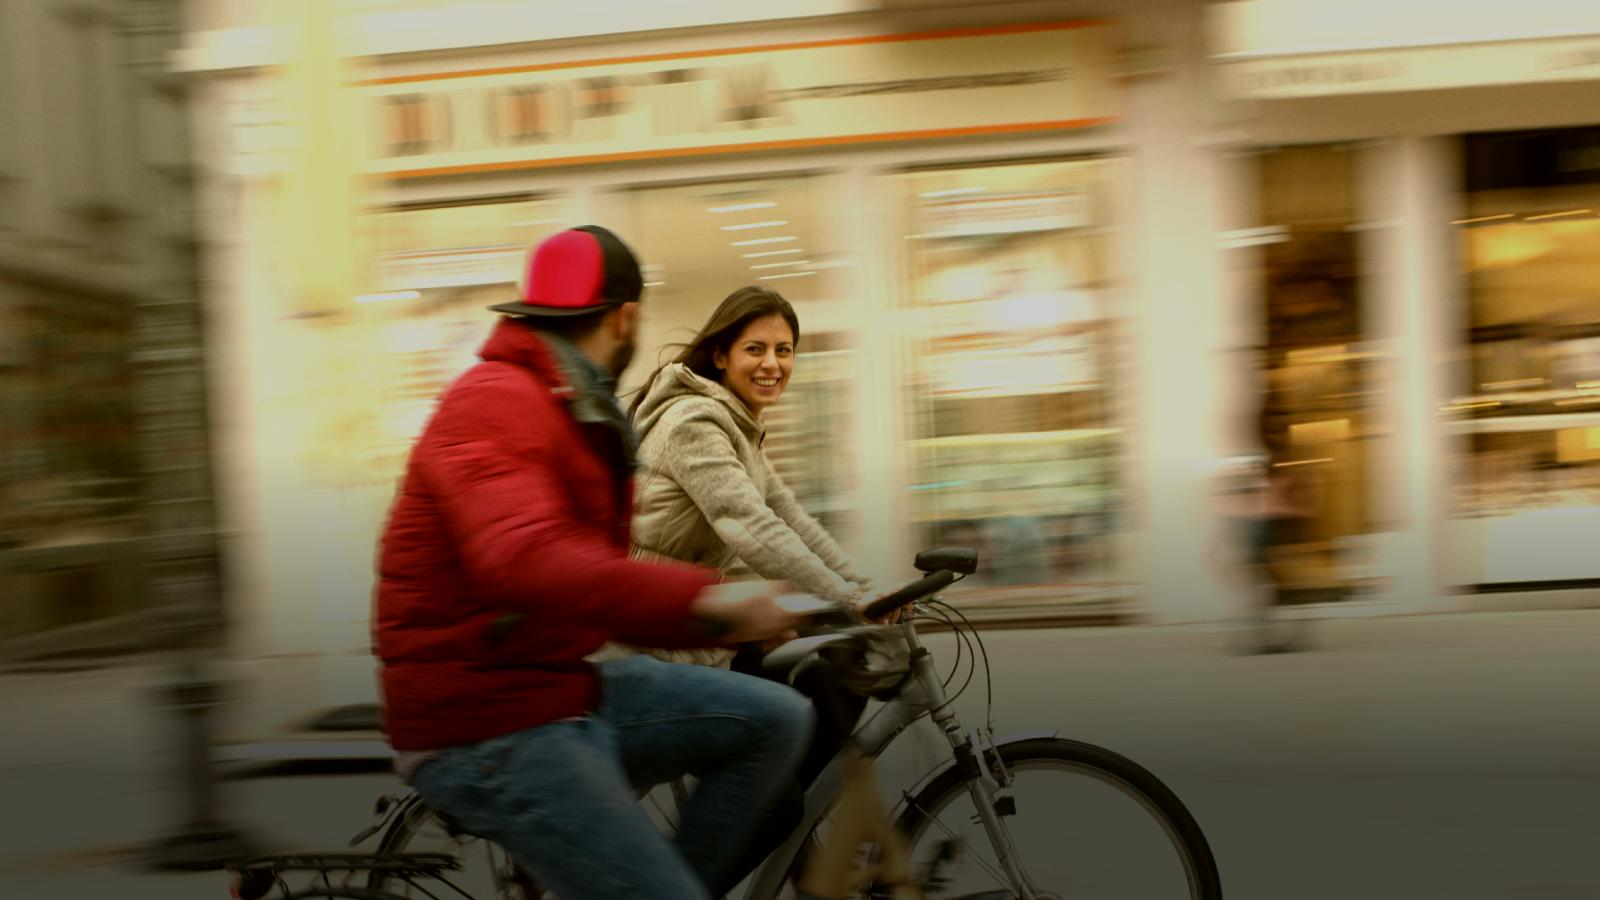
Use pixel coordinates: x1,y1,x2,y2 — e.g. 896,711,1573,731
889,738,1222,899
367,794,537,900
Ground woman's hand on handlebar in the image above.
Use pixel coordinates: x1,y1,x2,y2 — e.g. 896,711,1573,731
855,580,918,624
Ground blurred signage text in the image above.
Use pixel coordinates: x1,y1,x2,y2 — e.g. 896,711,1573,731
1218,33,1600,99
359,22,1119,177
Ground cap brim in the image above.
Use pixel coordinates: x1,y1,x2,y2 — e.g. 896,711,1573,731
489,300,618,319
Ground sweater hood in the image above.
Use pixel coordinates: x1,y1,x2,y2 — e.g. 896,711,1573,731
632,363,765,443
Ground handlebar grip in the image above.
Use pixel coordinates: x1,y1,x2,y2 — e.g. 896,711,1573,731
861,569,957,620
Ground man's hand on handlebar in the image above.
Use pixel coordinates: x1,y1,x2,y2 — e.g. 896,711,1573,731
690,580,801,645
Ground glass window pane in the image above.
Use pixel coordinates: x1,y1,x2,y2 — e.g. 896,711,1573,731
896,159,1123,603
0,297,140,550
359,195,574,477
1451,129,1600,585
1248,144,1378,600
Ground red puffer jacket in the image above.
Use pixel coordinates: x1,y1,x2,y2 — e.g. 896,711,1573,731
374,320,719,751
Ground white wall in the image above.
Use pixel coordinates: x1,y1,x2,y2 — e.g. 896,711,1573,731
1360,137,1464,612
343,0,875,56
1212,0,1600,56
1116,0,1240,622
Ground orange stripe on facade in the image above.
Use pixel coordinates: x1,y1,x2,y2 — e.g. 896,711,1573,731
381,117,1121,179
357,20,1114,87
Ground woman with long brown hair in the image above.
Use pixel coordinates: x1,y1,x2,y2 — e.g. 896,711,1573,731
622,285,871,651
603,284,876,891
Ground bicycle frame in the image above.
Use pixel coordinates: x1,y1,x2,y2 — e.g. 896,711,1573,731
740,605,1047,900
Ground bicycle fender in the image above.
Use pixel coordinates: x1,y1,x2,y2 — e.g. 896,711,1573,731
889,729,1059,819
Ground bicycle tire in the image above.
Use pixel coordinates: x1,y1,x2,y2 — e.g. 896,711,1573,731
890,738,1222,900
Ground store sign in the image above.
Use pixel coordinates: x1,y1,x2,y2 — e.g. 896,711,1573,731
359,21,1119,177
1217,33,1600,99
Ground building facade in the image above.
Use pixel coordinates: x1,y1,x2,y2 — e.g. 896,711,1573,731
176,0,1600,717
0,0,217,658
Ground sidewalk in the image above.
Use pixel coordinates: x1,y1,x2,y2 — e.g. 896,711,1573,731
1,608,1596,899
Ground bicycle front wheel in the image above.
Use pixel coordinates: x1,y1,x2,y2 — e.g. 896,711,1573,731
891,738,1221,900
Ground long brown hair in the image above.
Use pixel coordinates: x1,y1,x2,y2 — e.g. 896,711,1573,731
628,285,801,418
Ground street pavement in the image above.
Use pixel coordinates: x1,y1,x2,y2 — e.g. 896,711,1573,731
1,609,1596,899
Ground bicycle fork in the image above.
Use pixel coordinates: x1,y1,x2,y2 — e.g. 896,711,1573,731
904,622,1046,900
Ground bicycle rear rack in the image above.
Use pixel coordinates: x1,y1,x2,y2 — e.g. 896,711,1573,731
227,852,463,900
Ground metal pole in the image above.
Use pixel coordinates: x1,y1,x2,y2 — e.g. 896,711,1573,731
147,593,252,870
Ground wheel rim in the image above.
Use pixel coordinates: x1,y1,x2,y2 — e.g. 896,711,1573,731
895,758,1209,899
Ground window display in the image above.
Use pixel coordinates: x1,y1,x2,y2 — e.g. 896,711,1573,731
1449,128,1600,582
359,195,572,481
898,159,1123,597
1244,144,1379,598
0,298,140,550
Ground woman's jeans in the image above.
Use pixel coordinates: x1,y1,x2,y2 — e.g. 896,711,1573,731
409,655,814,900
724,647,871,889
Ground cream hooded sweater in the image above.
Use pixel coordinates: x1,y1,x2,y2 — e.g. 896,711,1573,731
592,363,868,667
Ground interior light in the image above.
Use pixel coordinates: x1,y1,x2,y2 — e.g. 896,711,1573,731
707,201,778,213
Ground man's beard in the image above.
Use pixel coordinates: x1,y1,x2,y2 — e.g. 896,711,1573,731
608,335,637,379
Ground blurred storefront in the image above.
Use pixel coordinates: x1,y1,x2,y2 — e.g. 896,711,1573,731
1211,0,1600,607
1450,129,1600,588
177,0,1600,706
349,16,1135,630
183,0,1207,685
1,0,212,659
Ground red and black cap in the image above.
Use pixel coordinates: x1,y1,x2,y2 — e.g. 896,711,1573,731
490,225,645,318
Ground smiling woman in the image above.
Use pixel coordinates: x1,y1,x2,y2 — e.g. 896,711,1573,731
627,285,802,420
713,306,796,415
598,280,875,888
617,282,852,603
619,173,857,555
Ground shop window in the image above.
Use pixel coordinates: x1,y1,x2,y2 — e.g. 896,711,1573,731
358,194,573,479
896,159,1122,602
1242,144,1380,599
0,298,140,550
1450,128,1600,585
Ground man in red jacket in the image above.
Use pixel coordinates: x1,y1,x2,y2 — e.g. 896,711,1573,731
374,225,814,900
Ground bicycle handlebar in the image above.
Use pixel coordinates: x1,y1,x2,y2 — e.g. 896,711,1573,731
860,569,958,620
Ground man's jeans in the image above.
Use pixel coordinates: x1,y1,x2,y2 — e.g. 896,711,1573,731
409,655,814,899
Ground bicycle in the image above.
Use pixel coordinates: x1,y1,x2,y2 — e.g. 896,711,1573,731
229,546,1221,900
